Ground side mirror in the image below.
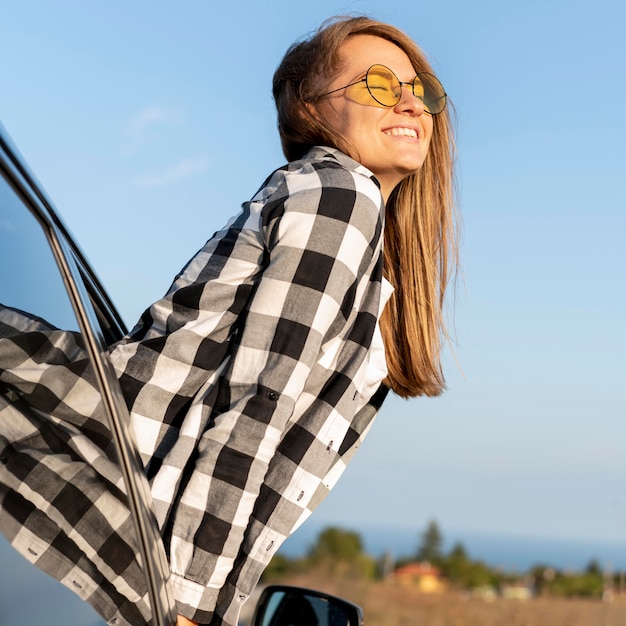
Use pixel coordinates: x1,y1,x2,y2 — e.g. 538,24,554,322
251,585,363,626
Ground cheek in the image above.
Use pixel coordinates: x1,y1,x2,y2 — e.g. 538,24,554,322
312,101,349,135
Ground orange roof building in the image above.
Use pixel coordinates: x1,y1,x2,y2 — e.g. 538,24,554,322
394,562,446,594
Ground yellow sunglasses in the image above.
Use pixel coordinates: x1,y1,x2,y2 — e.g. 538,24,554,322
323,64,447,115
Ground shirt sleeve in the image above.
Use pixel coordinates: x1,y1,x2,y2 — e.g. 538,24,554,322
166,160,384,622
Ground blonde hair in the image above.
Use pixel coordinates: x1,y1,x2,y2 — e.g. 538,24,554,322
273,16,458,397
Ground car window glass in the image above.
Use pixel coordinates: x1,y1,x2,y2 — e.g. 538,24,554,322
0,173,78,331
0,131,176,625
0,175,108,624
258,589,354,626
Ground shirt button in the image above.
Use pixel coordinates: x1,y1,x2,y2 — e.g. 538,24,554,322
267,391,279,401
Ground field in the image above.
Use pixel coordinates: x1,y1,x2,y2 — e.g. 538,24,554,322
257,573,626,626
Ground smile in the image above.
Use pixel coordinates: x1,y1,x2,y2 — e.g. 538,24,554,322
383,127,418,139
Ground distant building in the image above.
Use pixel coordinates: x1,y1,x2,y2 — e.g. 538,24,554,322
500,582,533,600
393,562,446,594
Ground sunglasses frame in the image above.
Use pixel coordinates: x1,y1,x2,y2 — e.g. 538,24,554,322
323,64,447,115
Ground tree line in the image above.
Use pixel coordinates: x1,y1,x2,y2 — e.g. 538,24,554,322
262,520,622,600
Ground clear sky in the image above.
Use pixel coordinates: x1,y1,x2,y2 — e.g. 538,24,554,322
1,0,625,567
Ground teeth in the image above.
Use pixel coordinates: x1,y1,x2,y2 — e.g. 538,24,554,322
384,127,418,138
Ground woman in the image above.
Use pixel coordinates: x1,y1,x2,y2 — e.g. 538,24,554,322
0,15,456,626
109,15,457,626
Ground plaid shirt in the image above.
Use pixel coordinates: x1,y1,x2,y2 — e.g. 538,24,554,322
1,147,390,625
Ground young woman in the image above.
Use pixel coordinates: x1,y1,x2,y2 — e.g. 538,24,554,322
0,15,457,626
108,15,457,626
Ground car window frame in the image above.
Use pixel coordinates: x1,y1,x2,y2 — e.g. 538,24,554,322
0,124,177,626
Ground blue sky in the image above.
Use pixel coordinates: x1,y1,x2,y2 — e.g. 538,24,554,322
1,0,626,580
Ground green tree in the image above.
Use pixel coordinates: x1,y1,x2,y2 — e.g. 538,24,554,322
308,527,363,561
307,526,375,579
546,570,604,598
261,553,293,581
416,520,444,564
441,541,470,584
463,559,503,590
529,564,555,596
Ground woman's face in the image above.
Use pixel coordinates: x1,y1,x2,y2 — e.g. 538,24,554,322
315,35,434,200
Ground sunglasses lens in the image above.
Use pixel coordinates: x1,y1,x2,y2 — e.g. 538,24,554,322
366,65,401,107
417,73,447,115
350,65,447,113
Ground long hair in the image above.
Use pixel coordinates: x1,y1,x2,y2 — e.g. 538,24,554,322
273,16,458,398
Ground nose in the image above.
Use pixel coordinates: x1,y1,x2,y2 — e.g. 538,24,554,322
395,83,426,115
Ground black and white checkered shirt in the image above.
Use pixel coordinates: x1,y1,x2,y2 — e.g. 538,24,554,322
1,147,390,625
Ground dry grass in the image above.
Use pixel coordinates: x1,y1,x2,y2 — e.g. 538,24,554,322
270,573,626,626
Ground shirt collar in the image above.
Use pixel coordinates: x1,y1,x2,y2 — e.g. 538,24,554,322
303,146,381,189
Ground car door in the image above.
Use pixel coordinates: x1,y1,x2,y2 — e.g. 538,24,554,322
0,124,176,626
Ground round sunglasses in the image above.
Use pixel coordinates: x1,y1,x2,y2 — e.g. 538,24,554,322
323,64,447,115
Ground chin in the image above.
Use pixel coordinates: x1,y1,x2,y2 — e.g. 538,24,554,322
395,152,427,172
397,161,425,179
